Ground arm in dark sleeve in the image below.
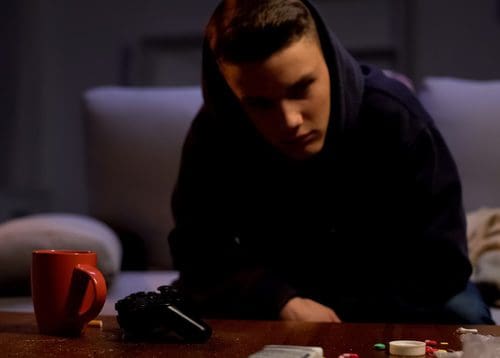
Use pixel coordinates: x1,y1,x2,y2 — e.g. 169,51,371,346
168,109,297,319
393,118,472,305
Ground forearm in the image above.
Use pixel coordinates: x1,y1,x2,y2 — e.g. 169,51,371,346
169,227,298,319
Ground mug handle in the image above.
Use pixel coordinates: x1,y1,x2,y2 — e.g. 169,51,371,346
72,264,107,325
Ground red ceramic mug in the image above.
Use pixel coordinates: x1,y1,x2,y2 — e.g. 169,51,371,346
31,250,107,336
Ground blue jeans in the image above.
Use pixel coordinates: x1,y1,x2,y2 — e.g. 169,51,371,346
442,281,495,324
335,281,494,324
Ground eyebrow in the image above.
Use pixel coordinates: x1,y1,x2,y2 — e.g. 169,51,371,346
241,73,316,104
287,74,315,95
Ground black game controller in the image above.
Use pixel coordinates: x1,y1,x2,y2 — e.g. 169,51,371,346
115,285,212,342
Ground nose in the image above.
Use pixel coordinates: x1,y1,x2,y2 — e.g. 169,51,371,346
278,100,303,131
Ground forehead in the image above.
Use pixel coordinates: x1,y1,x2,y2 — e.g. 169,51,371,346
219,36,325,98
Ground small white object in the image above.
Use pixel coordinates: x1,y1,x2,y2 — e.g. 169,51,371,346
248,345,324,358
434,351,463,358
456,327,479,334
389,340,426,356
434,351,464,358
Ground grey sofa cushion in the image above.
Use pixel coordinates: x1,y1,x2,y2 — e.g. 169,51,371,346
418,77,500,212
84,86,202,269
0,213,122,295
419,77,500,306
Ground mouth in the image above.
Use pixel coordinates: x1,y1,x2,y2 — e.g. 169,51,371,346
282,131,316,146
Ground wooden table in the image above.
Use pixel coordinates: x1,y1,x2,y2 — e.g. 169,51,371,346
1,312,499,357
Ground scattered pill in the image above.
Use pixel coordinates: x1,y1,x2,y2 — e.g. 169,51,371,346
373,343,386,350
456,327,478,334
426,346,438,354
88,319,103,329
425,339,437,346
338,354,359,358
440,342,449,345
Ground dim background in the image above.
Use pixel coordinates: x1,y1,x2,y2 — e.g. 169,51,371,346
1,0,500,221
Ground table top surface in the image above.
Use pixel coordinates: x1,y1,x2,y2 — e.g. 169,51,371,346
1,311,499,357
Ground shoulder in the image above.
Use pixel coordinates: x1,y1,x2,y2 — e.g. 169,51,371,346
355,65,434,146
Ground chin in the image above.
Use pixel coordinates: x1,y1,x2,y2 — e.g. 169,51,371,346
283,142,324,161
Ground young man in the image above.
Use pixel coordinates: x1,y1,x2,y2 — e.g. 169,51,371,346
168,0,494,323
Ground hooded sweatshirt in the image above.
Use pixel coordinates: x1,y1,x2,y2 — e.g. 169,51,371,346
168,0,472,321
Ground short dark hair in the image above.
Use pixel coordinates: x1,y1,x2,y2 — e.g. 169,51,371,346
206,0,318,63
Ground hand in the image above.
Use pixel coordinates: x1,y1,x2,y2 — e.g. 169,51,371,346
279,297,341,322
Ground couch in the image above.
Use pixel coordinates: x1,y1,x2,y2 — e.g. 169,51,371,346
1,77,500,321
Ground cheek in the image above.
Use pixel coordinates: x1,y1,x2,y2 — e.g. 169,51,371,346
312,88,331,121
304,92,330,123
246,112,280,138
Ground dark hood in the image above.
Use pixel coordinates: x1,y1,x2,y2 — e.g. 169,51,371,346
200,0,364,157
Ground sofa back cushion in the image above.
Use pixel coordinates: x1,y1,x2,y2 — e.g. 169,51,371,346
418,77,500,212
84,86,202,269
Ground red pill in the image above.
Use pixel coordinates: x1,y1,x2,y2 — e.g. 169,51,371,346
426,346,438,354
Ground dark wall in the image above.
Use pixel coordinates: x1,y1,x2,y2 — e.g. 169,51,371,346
414,0,500,81
1,0,219,220
0,0,17,189
1,0,499,220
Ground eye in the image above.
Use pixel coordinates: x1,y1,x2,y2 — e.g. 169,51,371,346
288,77,315,100
243,97,274,111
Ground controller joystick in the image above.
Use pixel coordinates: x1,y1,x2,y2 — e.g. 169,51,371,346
115,285,211,342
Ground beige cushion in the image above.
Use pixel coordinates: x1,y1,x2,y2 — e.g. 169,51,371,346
0,213,122,295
